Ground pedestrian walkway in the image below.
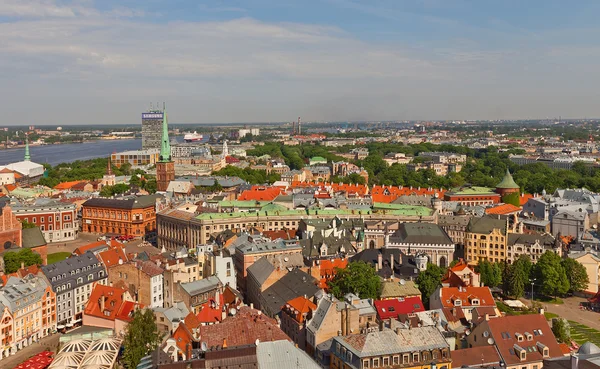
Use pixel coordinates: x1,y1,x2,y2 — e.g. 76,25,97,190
1,334,59,369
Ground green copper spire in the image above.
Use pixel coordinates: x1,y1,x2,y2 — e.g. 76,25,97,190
24,134,31,161
159,106,171,162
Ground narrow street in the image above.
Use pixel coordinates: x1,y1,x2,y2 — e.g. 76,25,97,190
1,334,60,369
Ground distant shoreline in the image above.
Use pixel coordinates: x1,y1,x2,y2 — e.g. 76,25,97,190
0,137,141,151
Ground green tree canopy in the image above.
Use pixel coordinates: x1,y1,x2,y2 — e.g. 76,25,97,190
122,309,162,369
535,251,570,298
328,261,381,300
551,318,571,343
99,183,130,197
416,264,445,308
504,256,532,298
477,260,502,288
20,219,37,229
4,248,43,273
561,258,589,293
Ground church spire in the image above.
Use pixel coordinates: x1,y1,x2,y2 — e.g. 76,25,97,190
24,133,31,161
107,155,113,175
159,105,171,162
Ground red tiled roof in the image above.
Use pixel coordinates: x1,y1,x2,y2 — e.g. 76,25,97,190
558,343,572,355
238,186,283,201
198,307,289,347
172,323,193,355
486,314,563,365
451,346,501,368
319,258,348,289
520,193,534,206
73,241,107,255
4,184,17,192
290,181,369,196
374,297,425,320
98,246,128,268
485,203,522,215
84,284,129,322
284,296,317,323
371,185,445,203
115,300,141,322
439,287,494,308
135,260,164,277
54,180,85,190
196,302,222,324
441,307,466,323
184,311,201,329
262,229,297,241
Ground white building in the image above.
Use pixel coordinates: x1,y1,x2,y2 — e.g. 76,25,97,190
238,128,260,138
0,168,15,185
150,273,164,308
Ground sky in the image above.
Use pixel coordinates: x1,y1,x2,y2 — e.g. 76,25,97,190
1,0,600,125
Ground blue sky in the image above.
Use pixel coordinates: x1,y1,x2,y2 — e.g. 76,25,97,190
1,0,599,125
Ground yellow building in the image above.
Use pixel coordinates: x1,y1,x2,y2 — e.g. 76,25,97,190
465,216,509,264
571,251,600,294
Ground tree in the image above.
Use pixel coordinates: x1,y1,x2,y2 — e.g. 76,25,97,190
4,249,43,273
551,318,571,343
506,256,532,298
478,260,502,287
416,264,445,308
328,261,381,300
535,251,570,298
20,219,37,229
122,309,162,369
561,258,589,293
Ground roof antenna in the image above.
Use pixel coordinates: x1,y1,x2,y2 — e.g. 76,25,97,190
163,101,166,110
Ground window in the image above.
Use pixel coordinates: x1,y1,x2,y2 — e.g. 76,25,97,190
363,360,370,368
413,353,419,362
372,358,379,367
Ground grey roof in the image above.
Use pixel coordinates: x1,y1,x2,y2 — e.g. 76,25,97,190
438,214,471,227
235,238,301,255
335,326,448,358
389,223,453,245
247,257,275,286
508,233,555,247
177,175,246,188
0,275,49,312
22,227,47,248
256,340,321,369
154,301,190,323
82,194,162,210
343,293,376,316
466,216,507,234
554,210,587,221
307,295,351,334
260,269,319,316
41,251,106,293
180,275,221,296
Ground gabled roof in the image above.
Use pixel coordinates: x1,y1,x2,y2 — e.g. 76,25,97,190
374,297,425,320
284,296,317,323
438,286,495,308
83,284,134,322
97,246,129,268
73,241,109,256
486,203,522,215
261,269,319,316
22,227,47,248
451,346,501,368
238,186,282,202
467,216,507,234
379,280,421,299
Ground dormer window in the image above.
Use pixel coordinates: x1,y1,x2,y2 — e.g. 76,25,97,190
471,299,479,306
454,299,462,306
525,332,533,341
515,333,524,342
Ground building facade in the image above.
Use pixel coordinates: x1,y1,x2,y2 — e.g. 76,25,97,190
111,149,160,168
465,216,510,264
12,199,77,243
41,251,108,330
81,195,160,236
386,223,455,267
107,260,164,308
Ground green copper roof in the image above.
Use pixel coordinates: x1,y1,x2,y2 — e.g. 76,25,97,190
159,108,171,162
24,135,30,161
496,169,520,189
449,186,496,195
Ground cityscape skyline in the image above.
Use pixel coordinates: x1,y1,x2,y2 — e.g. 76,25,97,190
2,0,600,125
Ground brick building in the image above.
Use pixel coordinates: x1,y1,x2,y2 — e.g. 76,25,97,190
81,194,162,236
107,260,164,308
11,199,77,243
0,199,21,249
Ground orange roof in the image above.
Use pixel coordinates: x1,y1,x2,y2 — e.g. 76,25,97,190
519,193,534,206
73,241,108,255
98,246,128,268
0,168,14,174
285,296,317,323
319,258,348,289
485,203,521,215
558,343,572,355
449,259,470,273
196,302,222,324
184,311,201,329
115,300,142,322
262,229,297,241
172,323,193,355
54,180,85,190
238,186,283,201
371,185,445,203
84,284,129,321
439,286,495,308
4,184,17,192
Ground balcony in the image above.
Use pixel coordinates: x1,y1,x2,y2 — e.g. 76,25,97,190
132,218,144,224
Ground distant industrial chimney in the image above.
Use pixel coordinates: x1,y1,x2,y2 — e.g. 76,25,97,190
298,116,301,135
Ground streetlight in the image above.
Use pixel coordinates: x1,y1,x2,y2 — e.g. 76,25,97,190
530,279,536,303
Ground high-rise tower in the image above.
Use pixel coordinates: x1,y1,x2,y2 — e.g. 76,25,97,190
141,105,164,149
156,106,175,192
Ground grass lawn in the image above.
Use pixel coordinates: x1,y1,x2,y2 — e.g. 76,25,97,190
536,295,564,304
569,321,600,346
544,312,559,320
47,252,71,264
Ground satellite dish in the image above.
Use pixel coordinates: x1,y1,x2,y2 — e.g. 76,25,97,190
255,339,260,345
487,338,495,345
229,308,237,316
284,257,289,262
399,279,406,285
483,331,489,338
201,342,208,351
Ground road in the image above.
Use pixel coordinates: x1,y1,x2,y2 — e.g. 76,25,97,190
524,296,600,330
1,334,60,369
